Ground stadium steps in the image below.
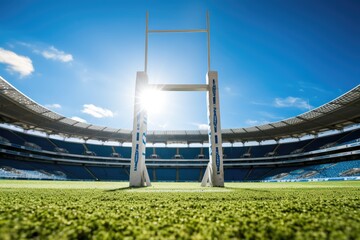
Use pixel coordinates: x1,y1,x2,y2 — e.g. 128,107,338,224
8,129,27,145
83,166,99,180
47,138,59,149
246,147,252,155
150,147,156,156
336,129,360,145
301,138,318,152
242,146,252,157
152,168,157,181
55,165,79,179
272,143,281,154
124,167,130,177
258,168,279,179
111,146,116,153
55,165,90,180
340,167,360,176
83,144,89,152
244,167,253,180
199,168,204,182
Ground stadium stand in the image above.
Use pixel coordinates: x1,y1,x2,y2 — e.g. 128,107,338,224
0,123,359,182
0,76,359,182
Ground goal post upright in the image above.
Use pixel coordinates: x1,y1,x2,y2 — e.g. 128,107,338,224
201,71,224,187
201,12,224,187
129,72,151,187
129,11,224,187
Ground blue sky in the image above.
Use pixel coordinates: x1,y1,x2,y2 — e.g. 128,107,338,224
0,0,359,131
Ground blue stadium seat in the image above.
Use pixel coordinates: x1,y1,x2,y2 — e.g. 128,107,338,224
155,168,177,181
178,148,201,159
50,139,86,155
86,143,114,157
224,168,249,181
87,166,129,181
114,146,131,158
178,168,202,181
0,128,25,145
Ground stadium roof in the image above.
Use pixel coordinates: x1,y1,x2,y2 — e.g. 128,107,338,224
0,76,359,144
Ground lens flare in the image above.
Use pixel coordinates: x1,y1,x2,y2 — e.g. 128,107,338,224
139,88,165,115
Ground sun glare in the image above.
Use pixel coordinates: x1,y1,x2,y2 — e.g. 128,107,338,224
139,88,165,115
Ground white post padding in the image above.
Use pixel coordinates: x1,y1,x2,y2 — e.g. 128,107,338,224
201,71,224,187
129,72,151,187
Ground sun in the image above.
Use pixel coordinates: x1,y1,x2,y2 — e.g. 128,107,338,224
139,87,165,115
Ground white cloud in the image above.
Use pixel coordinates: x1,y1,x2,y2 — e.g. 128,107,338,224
71,116,87,123
157,123,168,129
41,46,73,62
297,81,329,94
257,111,283,120
274,97,312,110
250,101,268,106
223,86,240,97
0,48,34,77
19,42,73,63
45,103,61,109
245,119,258,126
82,104,114,118
245,119,269,126
192,123,208,130
197,124,208,130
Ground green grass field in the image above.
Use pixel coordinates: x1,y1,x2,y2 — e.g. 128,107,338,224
0,180,359,239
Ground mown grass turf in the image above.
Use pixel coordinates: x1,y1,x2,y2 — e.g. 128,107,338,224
0,180,359,239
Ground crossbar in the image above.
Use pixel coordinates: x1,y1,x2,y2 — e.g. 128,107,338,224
148,84,208,91
148,29,207,33
144,11,211,73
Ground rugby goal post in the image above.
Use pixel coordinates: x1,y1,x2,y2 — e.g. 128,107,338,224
129,12,224,187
